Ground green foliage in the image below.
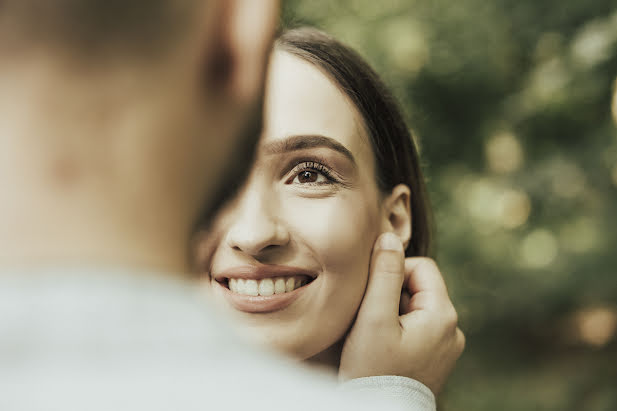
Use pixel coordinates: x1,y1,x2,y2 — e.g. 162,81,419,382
283,1,617,410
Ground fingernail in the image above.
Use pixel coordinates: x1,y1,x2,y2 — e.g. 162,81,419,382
379,232,403,251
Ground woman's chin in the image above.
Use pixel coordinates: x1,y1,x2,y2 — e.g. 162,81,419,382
239,327,316,359
209,275,356,365
226,321,331,362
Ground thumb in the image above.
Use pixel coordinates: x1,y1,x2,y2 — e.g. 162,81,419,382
357,232,405,326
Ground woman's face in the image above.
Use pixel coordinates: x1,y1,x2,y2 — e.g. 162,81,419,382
205,49,389,360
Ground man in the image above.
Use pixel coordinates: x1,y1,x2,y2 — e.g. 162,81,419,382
0,1,463,410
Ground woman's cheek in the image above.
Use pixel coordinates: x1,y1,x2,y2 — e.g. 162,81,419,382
284,193,380,291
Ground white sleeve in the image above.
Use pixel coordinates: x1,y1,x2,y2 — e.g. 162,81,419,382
339,376,436,411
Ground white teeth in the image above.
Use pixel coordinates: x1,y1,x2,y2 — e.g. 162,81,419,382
245,279,258,296
274,278,286,294
258,278,274,296
227,276,310,296
285,277,295,292
236,278,246,294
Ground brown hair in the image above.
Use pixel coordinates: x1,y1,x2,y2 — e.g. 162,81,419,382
276,27,433,257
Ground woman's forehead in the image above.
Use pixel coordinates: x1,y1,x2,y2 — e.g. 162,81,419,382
261,50,371,159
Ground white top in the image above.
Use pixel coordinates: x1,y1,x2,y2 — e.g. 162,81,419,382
0,268,435,411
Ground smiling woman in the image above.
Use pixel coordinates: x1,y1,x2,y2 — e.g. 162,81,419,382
197,27,432,367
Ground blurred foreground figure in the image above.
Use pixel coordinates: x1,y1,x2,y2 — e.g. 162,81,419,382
0,1,453,410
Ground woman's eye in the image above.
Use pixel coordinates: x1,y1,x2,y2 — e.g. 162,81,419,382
292,170,328,184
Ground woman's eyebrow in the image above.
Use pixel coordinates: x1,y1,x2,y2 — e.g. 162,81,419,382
260,134,357,165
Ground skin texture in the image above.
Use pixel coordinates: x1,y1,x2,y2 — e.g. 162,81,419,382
205,50,412,360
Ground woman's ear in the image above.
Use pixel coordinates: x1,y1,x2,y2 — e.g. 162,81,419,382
382,184,412,249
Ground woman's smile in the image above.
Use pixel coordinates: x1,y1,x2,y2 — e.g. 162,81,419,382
212,264,318,313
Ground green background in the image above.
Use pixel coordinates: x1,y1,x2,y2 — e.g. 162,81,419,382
282,1,617,410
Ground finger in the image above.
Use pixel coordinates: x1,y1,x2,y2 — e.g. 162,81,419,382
358,232,405,323
403,288,434,313
404,258,449,298
399,259,453,317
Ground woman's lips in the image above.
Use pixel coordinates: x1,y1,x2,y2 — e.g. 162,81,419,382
212,265,317,313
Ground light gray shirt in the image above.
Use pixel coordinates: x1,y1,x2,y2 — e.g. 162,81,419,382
0,268,435,411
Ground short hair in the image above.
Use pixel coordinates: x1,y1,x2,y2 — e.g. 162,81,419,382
276,28,433,257
0,0,197,59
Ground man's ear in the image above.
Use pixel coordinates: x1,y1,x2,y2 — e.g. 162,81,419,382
381,184,412,249
204,0,279,103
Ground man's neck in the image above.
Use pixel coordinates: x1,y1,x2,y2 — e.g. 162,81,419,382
0,170,192,274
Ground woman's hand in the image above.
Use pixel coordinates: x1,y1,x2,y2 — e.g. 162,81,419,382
339,233,465,395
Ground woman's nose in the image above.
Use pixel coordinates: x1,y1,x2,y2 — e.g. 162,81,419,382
224,190,289,256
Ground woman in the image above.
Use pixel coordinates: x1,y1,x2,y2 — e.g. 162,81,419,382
198,27,433,368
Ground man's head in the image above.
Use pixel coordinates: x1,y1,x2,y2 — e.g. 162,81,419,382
0,0,279,273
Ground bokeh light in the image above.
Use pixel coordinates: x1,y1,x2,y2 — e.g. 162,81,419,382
569,306,617,348
520,229,559,268
571,18,616,68
497,189,531,229
485,132,524,174
380,18,429,75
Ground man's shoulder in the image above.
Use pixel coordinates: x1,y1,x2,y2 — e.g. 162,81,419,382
0,268,408,411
